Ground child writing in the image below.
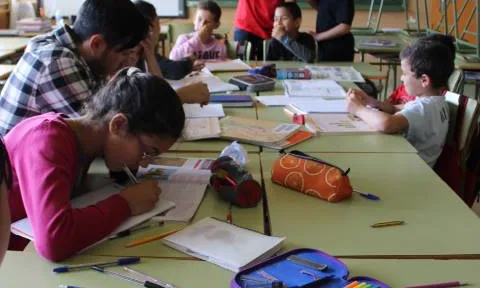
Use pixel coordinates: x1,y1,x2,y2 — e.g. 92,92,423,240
347,39,453,167
5,67,185,261
0,138,12,265
169,0,227,61
265,2,316,63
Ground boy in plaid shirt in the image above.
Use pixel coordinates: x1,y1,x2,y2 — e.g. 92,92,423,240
0,0,149,136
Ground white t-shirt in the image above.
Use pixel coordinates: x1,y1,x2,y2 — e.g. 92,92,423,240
398,96,449,167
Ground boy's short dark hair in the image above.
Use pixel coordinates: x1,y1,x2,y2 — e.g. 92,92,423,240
400,40,454,89
73,0,149,51
84,67,185,139
134,0,157,23
198,0,222,23
0,138,11,190
277,2,302,19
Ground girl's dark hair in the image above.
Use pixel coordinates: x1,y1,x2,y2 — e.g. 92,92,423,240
134,0,157,23
0,138,12,190
84,67,185,139
198,0,222,23
73,0,149,51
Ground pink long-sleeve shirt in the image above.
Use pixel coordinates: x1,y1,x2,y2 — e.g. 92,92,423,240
169,32,227,61
6,113,131,261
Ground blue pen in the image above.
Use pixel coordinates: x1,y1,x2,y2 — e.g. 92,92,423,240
53,257,140,273
58,286,86,288
354,189,380,200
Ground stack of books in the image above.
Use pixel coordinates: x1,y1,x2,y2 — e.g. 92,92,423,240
16,17,51,33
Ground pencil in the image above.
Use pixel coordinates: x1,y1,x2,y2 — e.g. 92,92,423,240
125,227,184,248
405,281,468,288
370,220,405,228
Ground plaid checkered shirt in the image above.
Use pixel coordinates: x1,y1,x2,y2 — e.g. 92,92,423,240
0,25,102,136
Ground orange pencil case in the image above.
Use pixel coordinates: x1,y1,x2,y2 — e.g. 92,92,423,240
271,150,353,202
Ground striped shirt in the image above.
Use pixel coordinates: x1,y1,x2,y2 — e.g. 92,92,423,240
0,25,102,136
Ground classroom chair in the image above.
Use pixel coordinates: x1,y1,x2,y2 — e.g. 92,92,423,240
447,69,465,94
226,40,251,61
261,37,318,63
167,23,194,49
435,90,480,206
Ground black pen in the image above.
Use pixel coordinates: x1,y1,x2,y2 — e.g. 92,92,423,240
108,221,163,240
123,164,139,185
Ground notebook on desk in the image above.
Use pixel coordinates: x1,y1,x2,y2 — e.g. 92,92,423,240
308,113,377,134
11,183,175,244
163,217,285,272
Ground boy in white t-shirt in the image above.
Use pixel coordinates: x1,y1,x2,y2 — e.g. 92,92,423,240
347,39,454,167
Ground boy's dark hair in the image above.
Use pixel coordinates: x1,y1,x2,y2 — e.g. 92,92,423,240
198,0,222,23
400,40,454,89
134,0,157,23
0,138,12,190
73,0,149,51
277,2,302,19
84,67,185,139
422,34,456,59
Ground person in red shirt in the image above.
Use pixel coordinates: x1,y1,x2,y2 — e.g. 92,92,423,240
234,0,296,60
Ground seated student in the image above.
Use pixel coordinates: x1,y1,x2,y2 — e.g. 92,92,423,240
5,67,185,261
134,0,205,80
353,34,456,110
169,0,227,61
265,2,316,63
347,40,454,167
0,0,149,136
0,138,12,265
131,0,209,105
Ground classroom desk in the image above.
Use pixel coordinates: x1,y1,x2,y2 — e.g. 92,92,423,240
0,64,14,80
0,37,31,52
261,152,480,258
24,152,264,259
0,252,233,288
257,107,416,153
3,252,480,287
0,49,16,62
170,107,260,153
354,32,412,57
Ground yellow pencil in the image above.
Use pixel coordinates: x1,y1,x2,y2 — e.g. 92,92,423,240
125,227,184,248
370,220,405,228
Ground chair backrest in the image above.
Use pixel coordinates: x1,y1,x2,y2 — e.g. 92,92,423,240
226,40,251,60
447,69,464,94
444,91,480,152
168,23,194,47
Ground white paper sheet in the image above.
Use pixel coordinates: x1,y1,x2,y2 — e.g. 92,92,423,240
167,70,239,93
305,65,365,82
205,59,252,72
290,100,348,113
183,103,225,118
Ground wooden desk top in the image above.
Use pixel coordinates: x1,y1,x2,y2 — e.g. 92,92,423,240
261,152,480,257
0,64,14,80
0,37,31,52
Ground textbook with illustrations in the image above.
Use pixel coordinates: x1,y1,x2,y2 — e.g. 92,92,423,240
219,116,311,149
283,79,347,99
304,66,365,82
163,217,285,272
183,103,225,118
137,156,214,222
10,183,175,245
181,117,221,141
308,113,377,134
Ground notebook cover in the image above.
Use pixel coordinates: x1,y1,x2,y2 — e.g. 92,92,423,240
210,94,253,103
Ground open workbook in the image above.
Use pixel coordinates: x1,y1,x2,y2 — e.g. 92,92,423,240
163,217,285,272
137,156,214,222
219,116,313,149
10,183,175,245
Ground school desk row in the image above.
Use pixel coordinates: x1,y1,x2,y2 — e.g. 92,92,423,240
2,252,480,287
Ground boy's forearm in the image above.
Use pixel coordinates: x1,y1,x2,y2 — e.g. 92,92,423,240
315,23,351,41
376,101,399,114
144,53,163,78
355,106,397,133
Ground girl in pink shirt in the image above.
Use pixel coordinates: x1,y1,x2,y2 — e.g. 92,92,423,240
169,1,227,61
5,67,185,261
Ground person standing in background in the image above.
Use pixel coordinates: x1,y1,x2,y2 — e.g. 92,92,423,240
307,0,355,61
234,0,296,60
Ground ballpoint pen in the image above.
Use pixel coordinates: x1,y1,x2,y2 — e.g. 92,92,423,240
108,221,163,240
353,189,380,200
370,220,405,228
123,164,139,185
124,266,178,288
91,266,164,288
53,257,140,273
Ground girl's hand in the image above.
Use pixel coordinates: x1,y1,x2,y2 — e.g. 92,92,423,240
120,180,160,215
